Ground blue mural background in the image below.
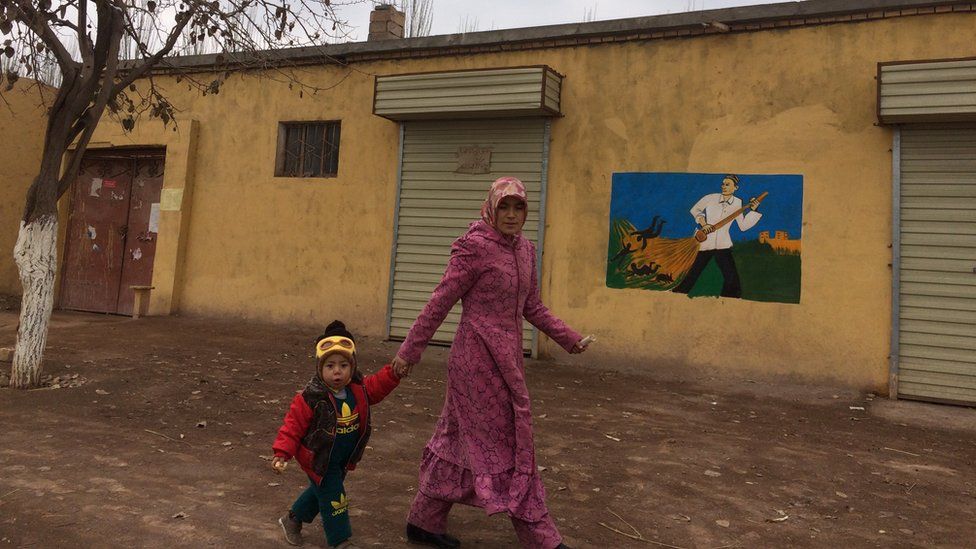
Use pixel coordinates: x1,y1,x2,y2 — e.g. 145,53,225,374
610,172,803,241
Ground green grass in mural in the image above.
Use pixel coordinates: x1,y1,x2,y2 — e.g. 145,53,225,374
606,228,801,303
605,267,630,290
687,241,801,303
605,223,631,289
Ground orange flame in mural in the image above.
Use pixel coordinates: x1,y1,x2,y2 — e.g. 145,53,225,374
611,220,700,289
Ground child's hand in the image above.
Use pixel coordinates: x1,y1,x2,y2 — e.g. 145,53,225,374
392,355,414,378
271,456,288,474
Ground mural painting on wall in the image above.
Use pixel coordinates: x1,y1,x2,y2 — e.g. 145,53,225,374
606,172,803,304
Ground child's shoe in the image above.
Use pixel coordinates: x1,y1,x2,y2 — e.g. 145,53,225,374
278,512,303,546
406,523,461,548
335,541,362,549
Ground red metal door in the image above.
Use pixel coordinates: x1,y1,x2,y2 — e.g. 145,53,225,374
59,157,133,313
116,157,164,315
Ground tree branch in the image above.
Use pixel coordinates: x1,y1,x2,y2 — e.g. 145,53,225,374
10,0,79,73
58,6,124,198
87,1,117,86
111,1,198,96
77,0,94,69
49,17,80,32
59,0,116,148
46,0,81,32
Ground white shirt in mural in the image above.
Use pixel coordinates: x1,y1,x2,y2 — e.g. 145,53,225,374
690,193,762,251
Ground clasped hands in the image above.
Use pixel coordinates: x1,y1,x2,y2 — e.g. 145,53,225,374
392,355,414,378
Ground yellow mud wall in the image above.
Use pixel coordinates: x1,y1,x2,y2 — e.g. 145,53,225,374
108,66,405,332
538,13,976,390
0,81,51,295
101,11,974,389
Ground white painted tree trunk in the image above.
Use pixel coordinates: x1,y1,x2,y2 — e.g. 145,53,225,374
10,214,59,389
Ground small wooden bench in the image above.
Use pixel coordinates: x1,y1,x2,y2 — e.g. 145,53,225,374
130,285,155,319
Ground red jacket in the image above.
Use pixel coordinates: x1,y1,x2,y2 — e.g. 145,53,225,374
273,364,400,484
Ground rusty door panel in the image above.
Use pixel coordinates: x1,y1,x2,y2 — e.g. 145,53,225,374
116,157,164,315
59,158,133,313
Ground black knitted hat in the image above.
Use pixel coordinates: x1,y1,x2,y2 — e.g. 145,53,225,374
316,320,355,345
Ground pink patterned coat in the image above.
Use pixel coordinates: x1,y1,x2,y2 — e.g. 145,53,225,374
398,220,580,522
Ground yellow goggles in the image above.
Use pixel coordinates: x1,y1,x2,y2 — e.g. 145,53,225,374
316,336,356,359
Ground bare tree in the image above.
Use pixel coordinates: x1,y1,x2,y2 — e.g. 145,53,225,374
118,0,157,59
582,4,597,23
0,0,353,389
399,0,432,38
35,49,65,87
1,44,19,83
457,14,478,34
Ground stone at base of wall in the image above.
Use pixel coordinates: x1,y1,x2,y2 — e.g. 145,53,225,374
0,347,13,362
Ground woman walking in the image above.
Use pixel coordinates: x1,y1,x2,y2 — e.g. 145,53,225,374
392,176,588,549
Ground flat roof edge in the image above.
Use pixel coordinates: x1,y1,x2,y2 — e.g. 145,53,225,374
150,0,974,73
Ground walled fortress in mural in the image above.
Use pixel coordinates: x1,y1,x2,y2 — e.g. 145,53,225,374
758,231,801,255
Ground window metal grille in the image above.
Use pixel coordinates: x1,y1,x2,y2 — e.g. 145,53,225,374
276,121,341,177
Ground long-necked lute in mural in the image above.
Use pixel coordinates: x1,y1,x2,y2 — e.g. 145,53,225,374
694,191,769,242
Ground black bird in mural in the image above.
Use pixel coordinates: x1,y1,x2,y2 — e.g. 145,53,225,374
630,215,666,250
654,272,674,284
629,262,660,277
609,242,635,266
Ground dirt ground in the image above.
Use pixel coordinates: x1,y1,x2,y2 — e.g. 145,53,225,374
1,311,975,549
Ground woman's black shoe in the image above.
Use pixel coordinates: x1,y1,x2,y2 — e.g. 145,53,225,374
406,523,461,548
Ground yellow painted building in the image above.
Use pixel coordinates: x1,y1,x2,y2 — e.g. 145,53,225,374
5,1,976,400
0,80,54,296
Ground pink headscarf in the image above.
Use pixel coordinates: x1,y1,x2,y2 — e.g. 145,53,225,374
480,176,527,228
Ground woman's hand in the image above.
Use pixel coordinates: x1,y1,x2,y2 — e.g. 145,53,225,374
570,334,594,354
392,355,414,378
271,456,288,474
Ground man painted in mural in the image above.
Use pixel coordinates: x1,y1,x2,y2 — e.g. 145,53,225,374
672,174,761,298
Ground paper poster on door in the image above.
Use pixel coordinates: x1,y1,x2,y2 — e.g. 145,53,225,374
148,203,161,233
606,172,803,304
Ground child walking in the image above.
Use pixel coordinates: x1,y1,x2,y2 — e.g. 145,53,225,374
272,320,400,548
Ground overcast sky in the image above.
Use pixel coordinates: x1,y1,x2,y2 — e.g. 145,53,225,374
337,0,787,40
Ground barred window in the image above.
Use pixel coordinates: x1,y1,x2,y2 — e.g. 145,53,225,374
275,121,341,177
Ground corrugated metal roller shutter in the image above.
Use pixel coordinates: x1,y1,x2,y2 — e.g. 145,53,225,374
898,125,976,405
879,59,976,124
374,67,563,120
390,118,548,352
